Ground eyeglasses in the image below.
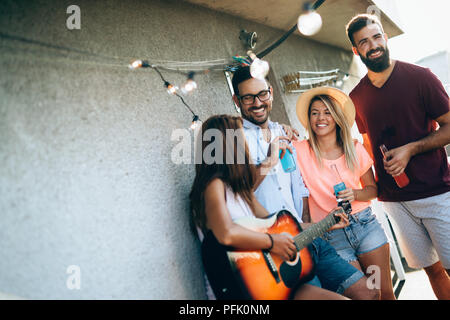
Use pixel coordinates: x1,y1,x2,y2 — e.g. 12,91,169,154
238,89,271,105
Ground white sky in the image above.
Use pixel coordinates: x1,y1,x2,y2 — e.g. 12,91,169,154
377,0,450,63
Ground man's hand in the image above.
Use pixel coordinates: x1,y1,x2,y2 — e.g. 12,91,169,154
281,124,300,141
383,144,414,176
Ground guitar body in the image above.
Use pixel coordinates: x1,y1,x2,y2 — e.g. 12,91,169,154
201,210,315,300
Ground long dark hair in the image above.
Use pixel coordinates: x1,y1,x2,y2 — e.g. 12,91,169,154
189,114,256,232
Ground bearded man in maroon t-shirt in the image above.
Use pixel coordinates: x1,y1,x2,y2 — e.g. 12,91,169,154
346,14,450,299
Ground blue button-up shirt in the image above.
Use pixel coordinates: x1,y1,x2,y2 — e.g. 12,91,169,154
243,119,309,222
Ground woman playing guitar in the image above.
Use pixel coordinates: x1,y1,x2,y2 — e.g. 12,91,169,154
190,114,354,300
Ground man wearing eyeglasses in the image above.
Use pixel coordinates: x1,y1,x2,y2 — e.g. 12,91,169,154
230,66,378,299
232,67,308,224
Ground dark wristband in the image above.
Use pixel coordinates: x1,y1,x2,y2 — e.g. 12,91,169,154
266,233,274,251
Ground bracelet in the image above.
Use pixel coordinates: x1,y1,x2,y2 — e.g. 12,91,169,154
266,233,274,251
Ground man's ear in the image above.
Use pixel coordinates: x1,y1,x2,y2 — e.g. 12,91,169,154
232,95,241,112
232,94,240,106
352,47,359,56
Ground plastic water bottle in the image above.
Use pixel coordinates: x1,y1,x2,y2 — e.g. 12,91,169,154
279,149,296,173
331,164,352,215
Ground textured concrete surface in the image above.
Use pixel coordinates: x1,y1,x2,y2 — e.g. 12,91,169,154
0,0,358,299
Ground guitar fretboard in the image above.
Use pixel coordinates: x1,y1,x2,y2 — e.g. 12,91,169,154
293,211,339,250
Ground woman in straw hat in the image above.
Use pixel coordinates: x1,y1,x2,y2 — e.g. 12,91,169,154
293,87,395,300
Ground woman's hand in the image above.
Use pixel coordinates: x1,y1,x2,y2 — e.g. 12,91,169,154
337,188,356,202
281,124,300,141
327,211,350,231
270,233,298,261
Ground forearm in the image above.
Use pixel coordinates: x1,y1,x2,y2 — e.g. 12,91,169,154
353,185,378,202
407,122,450,156
218,223,272,250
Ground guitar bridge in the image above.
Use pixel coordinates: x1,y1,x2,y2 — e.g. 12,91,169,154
262,250,281,283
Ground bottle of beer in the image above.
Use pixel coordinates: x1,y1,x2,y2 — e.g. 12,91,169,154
330,164,352,215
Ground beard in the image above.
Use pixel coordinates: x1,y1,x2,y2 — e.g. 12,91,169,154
240,103,271,126
359,46,391,73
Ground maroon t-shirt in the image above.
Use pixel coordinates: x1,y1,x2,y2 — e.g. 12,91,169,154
350,60,450,202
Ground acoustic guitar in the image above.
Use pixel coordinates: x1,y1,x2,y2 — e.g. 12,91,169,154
201,208,343,300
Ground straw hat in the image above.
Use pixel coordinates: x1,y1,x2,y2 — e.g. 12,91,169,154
296,87,356,129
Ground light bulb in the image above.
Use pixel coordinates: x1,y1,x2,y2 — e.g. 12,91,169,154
247,51,269,80
128,60,149,69
190,115,202,131
181,80,198,94
297,10,322,36
164,82,178,95
129,60,143,69
181,72,198,94
343,73,350,81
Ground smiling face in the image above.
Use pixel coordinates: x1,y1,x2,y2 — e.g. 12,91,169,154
352,23,390,72
309,98,337,137
233,77,273,127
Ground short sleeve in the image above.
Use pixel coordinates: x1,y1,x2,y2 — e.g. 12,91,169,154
420,68,450,120
355,140,373,177
355,111,367,134
291,141,310,198
350,89,367,135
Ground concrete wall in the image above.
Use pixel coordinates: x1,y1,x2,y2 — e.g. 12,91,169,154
0,0,356,299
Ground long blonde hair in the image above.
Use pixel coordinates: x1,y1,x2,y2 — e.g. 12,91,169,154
306,95,359,172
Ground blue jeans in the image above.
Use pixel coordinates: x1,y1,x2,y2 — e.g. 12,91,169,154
322,207,388,263
306,237,364,294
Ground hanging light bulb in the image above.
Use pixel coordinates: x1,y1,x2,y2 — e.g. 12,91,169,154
343,73,350,81
164,81,178,95
128,60,150,70
190,115,202,131
181,72,198,94
247,51,270,80
297,2,323,36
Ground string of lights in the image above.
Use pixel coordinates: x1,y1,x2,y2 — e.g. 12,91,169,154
0,0,360,129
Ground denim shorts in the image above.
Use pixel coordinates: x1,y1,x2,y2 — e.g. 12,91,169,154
322,206,388,263
306,238,365,294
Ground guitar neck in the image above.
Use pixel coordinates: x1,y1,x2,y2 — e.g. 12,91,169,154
294,212,338,250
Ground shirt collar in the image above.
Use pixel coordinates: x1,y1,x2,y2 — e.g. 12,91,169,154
242,118,276,130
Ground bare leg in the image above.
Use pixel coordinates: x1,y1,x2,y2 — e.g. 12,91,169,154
357,243,396,300
348,259,363,271
293,284,349,300
342,277,380,300
424,261,450,300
